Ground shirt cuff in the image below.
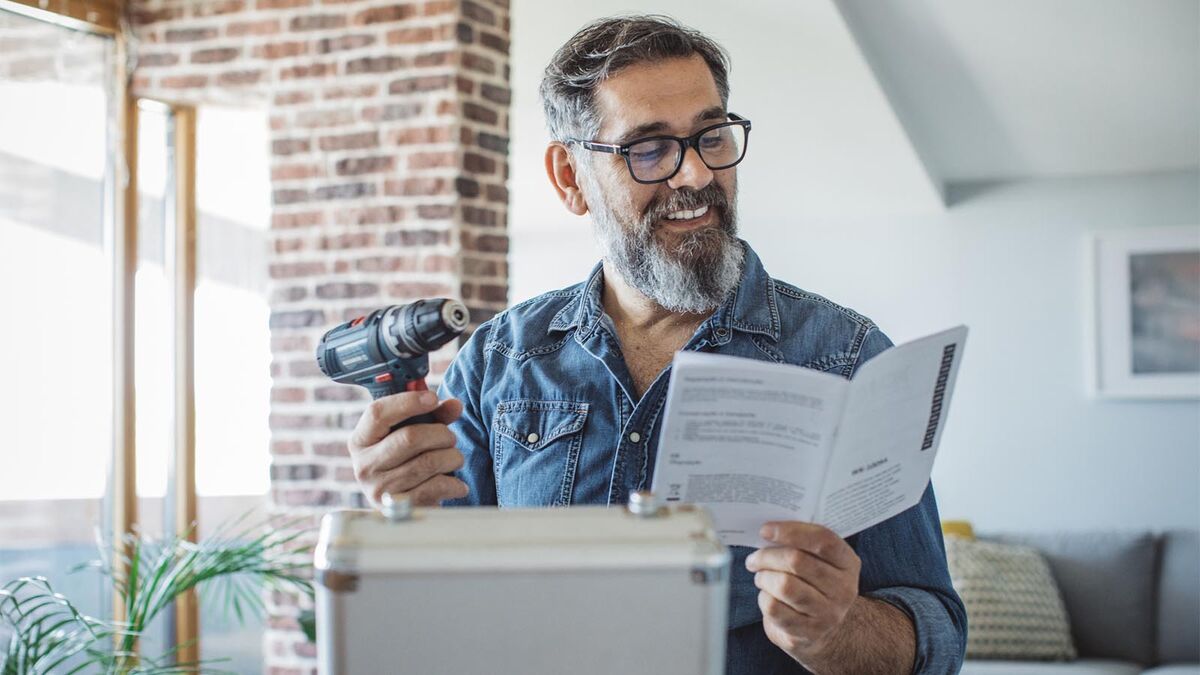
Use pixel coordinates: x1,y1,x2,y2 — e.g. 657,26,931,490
865,586,967,675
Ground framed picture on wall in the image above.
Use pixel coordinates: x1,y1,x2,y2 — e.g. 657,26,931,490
1090,226,1200,399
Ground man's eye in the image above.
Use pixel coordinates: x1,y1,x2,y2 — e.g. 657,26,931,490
630,145,668,162
701,134,727,149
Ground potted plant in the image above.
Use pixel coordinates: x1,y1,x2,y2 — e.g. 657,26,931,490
0,517,313,674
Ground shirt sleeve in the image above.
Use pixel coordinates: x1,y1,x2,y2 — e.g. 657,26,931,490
848,326,969,675
437,321,497,507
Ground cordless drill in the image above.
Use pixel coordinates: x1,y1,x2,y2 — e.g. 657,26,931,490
316,299,470,428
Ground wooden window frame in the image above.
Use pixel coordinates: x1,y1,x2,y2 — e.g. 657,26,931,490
5,0,203,662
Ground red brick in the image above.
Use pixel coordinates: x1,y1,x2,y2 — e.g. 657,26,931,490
315,282,380,299
272,210,325,228
165,27,219,42
191,47,241,63
272,440,304,456
354,256,418,272
272,162,322,181
139,53,180,68
407,151,456,170
228,19,282,36
419,254,457,272
316,34,375,53
385,177,451,197
272,387,308,403
254,41,310,59
422,0,455,15
346,55,409,74
388,74,451,95
323,84,378,100
290,14,347,31
318,131,379,151
161,74,209,88
274,90,313,106
335,156,395,176
218,70,264,86
335,206,406,225
461,52,495,74
386,26,435,44
313,441,348,456
278,62,337,79
462,0,496,25
257,0,310,8
270,261,328,278
317,232,376,250
463,101,499,124
353,4,417,25
388,125,452,144
464,152,496,174
295,108,355,128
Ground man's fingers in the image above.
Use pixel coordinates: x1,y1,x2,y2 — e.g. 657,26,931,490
370,423,458,473
403,474,470,506
760,521,858,571
350,391,440,450
754,569,825,615
376,446,464,491
746,547,841,598
432,398,464,425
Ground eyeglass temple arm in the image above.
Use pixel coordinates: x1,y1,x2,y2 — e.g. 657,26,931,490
566,139,623,154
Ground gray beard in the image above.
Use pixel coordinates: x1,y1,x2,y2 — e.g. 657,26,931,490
584,175,745,314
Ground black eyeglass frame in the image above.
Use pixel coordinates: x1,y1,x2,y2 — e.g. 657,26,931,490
566,112,752,185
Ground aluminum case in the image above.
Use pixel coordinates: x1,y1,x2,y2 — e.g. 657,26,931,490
314,502,730,674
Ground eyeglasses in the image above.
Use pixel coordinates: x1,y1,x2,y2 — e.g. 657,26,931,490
567,113,751,184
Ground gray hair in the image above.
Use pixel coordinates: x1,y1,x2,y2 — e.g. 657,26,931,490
539,15,732,146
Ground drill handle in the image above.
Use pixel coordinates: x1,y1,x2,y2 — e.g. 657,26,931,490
365,377,436,431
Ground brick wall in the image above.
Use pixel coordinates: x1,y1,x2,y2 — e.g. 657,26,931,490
127,1,510,671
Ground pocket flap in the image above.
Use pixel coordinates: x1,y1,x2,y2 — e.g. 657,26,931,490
495,400,589,452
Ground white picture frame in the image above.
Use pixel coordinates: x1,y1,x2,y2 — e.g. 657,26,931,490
1089,226,1200,399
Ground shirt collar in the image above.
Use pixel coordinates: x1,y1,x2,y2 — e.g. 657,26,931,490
548,239,780,343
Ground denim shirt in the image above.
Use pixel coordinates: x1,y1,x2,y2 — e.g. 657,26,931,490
440,241,967,674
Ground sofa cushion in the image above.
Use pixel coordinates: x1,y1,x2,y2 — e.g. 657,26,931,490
946,537,1076,660
960,659,1142,675
1157,529,1200,664
991,532,1157,665
1143,666,1200,675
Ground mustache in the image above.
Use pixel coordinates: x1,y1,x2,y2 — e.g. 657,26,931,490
643,183,730,224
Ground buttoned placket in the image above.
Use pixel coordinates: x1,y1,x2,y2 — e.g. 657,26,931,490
575,307,736,506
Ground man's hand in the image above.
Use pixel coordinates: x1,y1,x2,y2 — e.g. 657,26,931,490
347,391,470,507
746,521,918,674
745,521,861,664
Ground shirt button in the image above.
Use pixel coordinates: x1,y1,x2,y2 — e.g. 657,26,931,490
527,433,539,444
715,327,729,337
629,432,641,443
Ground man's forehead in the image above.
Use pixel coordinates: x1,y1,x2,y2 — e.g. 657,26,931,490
593,54,724,141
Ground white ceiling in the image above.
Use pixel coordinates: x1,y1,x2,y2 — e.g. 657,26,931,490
837,0,1200,184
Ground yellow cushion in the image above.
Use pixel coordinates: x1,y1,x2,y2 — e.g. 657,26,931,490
942,520,975,540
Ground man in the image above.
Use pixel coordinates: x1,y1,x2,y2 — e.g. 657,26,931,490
347,15,967,675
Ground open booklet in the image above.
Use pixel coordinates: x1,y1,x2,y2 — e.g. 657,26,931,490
651,326,967,548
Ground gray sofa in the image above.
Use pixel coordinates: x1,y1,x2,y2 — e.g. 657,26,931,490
960,530,1199,675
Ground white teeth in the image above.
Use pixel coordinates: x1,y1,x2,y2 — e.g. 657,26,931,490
665,205,709,221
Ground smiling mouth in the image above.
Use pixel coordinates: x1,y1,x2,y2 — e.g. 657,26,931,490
659,204,712,229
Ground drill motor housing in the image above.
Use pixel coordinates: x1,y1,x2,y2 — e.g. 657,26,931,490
316,299,469,425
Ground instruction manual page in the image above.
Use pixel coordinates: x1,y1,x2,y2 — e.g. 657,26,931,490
651,326,967,548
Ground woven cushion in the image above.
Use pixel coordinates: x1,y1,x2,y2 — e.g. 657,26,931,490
945,537,1077,660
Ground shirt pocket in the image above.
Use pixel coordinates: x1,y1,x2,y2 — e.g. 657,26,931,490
492,400,589,507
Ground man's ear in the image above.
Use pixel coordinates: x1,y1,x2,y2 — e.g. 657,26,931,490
545,142,589,216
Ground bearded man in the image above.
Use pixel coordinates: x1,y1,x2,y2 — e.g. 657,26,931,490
346,14,967,675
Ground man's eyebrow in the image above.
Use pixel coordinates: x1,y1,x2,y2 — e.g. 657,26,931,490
614,106,728,144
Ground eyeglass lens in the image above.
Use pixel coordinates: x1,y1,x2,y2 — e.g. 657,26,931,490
627,123,747,182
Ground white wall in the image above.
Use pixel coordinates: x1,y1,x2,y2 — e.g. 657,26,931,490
509,3,1200,533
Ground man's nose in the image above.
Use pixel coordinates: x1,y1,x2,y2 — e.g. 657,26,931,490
666,146,714,191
